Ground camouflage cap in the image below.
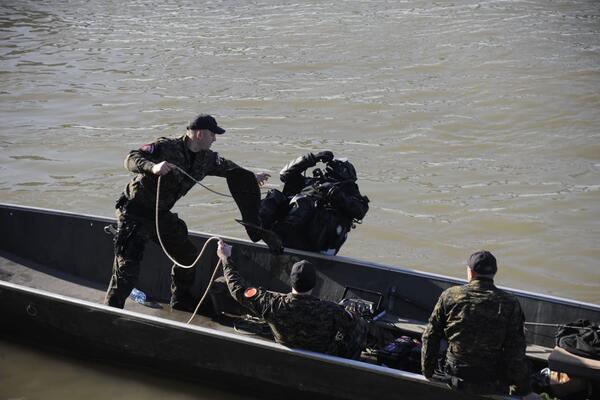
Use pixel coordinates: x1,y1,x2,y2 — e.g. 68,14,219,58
290,260,316,293
468,250,497,275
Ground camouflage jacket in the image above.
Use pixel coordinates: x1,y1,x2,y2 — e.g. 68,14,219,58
120,135,240,212
421,277,531,394
222,257,366,358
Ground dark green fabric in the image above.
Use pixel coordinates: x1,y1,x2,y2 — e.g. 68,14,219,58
421,278,531,395
106,134,242,308
222,257,366,359
123,134,240,212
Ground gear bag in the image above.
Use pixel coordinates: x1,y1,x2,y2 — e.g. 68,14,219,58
306,206,351,254
556,319,600,360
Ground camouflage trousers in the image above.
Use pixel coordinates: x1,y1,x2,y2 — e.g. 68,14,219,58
327,316,369,360
443,360,509,396
105,206,198,308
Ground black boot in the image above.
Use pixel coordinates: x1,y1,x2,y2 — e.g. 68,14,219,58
170,282,197,312
170,294,197,312
104,275,129,309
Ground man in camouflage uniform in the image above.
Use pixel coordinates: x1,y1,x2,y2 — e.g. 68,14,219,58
104,114,270,310
421,250,537,398
216,240,367,359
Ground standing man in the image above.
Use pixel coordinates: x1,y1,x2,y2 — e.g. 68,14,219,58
216,239,367,359
105,114,270,310
421,250,538,398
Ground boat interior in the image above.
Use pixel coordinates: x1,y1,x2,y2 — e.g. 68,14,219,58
1,204,599,399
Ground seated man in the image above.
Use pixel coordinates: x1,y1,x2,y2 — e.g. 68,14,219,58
259,151,369,255
421,250,539,399
217,239,367,359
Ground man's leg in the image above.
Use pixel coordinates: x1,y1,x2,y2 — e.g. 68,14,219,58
155,212,198,311
105,213,146,308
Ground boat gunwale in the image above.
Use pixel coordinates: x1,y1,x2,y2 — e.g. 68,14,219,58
2,202,598,311
0,278,453,390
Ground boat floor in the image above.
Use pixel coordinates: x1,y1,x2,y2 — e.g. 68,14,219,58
0,253,247,335
0,253,554,364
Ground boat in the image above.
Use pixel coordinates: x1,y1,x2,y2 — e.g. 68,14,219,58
1,203,598,399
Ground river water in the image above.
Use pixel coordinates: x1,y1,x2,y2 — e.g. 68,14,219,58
1,0,599,398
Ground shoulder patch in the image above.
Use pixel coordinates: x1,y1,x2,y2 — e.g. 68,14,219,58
139,143,155,154
244,287,258,298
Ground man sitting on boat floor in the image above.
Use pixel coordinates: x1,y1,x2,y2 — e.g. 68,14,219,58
104,114,271,311
421,250,540,400
216,239,368,359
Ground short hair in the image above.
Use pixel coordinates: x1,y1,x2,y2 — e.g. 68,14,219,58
467,250,498,275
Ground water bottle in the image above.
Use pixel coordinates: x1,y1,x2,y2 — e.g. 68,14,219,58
129,288,146,304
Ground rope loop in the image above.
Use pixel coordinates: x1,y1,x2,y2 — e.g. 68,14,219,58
155,175,224,324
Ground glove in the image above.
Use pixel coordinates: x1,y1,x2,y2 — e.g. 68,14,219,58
314,151,334,163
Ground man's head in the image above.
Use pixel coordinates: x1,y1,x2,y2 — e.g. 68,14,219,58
290,260,316,293
467,250,497,280
186,114,225,150
187,114,226,135
324,159,357,182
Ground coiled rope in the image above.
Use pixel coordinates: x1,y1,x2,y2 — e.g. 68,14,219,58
155,173,224,325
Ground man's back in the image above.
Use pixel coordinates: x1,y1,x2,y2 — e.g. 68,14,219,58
440,278,523,366
422,277,530,393
221,256,366,359
261,292,352,353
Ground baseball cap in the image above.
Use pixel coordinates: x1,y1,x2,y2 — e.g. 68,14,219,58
290,260,316,293
187,114,225,134
468,250,498,275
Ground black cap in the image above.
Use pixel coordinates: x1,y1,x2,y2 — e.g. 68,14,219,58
290,260,316,293
468,250,498,275
187,114,225,134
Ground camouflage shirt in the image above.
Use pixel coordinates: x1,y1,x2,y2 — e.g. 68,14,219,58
222,257,366,358
121,134,240,212
421,277,531,394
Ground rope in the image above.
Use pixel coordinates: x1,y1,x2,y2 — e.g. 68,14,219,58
525,321,597,331
171,163,271,197
155,174,224,325
186,257,222,325
171,164,233,198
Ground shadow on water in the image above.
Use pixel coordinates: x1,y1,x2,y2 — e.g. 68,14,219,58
0,337,274,400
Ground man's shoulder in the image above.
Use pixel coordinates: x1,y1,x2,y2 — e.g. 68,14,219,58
154,136,182,146
441,283,468,299
289,294,343,311
491,286,521,305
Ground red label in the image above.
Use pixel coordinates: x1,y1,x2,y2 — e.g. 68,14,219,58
244,287,258,298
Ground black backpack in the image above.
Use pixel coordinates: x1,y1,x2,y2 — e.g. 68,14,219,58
556,319,600,360
306,206,352,254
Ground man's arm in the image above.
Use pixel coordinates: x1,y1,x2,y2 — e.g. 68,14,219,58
204,151,242,177
217,240,277,319
279,151,333,183
124,141,161,174
503,300,532,395
421,293,446,379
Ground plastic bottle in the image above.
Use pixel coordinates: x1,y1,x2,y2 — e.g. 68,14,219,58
129,288,146,304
